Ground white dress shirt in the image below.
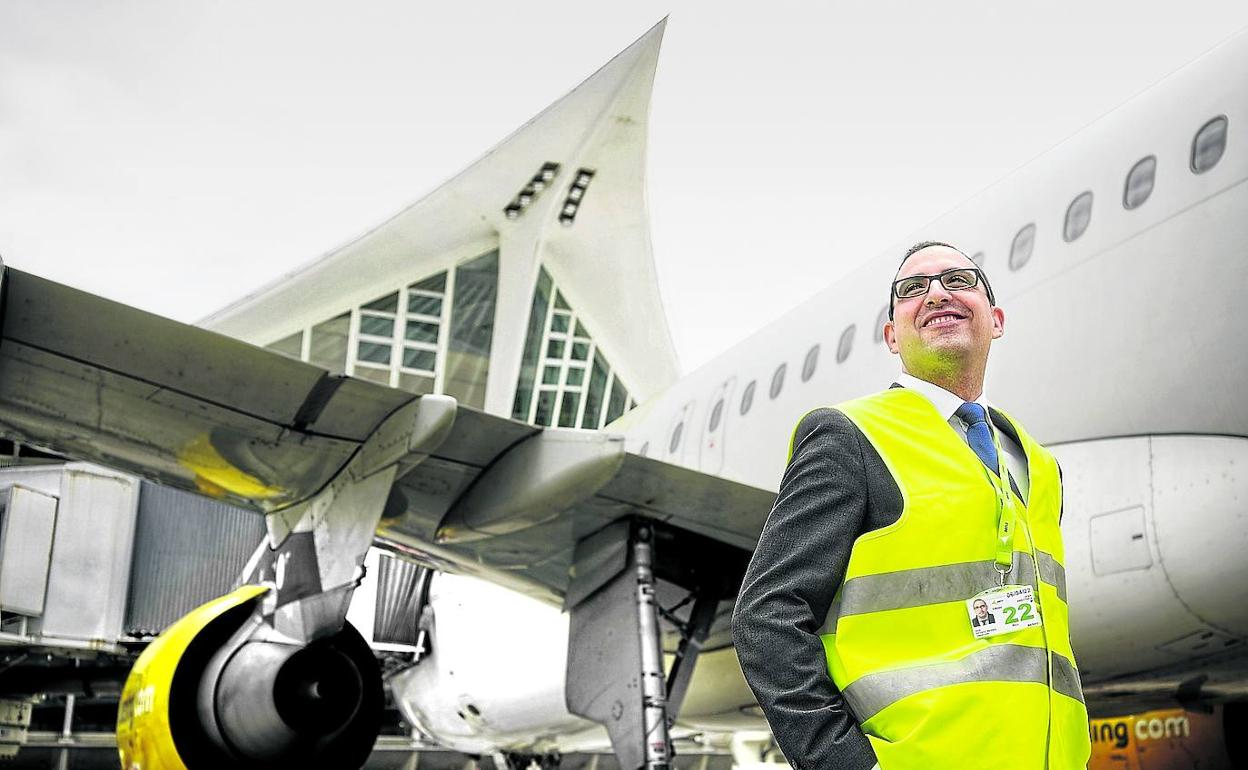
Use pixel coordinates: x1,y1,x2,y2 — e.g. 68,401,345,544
895,372,1030,502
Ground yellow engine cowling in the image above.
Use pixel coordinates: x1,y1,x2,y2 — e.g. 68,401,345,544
117,585,383,770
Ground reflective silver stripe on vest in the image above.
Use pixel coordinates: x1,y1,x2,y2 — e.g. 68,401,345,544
841,644,1048,723
833,555,1037,621
1050,651,1084,703
1034,549,1068,602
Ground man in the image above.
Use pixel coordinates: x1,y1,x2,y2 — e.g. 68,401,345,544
971,598,995,628
732,242,1090,770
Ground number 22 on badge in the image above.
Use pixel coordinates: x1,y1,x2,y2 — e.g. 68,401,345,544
967,585,1042,639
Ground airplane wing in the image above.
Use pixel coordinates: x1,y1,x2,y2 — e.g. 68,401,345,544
0,265,773,607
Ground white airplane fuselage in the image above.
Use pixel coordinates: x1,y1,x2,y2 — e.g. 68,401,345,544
391,30,1248,755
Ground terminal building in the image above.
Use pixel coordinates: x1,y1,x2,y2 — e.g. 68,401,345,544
0,22,720,769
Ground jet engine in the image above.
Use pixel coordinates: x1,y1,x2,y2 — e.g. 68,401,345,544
117,586,383,769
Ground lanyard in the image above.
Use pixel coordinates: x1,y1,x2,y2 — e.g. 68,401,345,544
984,420,1018,585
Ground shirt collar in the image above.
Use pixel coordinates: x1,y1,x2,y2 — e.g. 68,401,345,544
895,372,994,421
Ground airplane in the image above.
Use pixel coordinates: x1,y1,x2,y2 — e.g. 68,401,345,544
1,17,1246,770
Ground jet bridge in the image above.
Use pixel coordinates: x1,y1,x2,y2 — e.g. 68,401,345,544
0,459,426,761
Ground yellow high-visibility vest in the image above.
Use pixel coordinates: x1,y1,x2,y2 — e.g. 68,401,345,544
816,388,1091,769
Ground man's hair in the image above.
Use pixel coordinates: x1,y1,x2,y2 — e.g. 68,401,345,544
887,240,995,321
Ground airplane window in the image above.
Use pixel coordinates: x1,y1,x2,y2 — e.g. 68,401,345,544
1063,191,1094,242
1123,156,1156,210
1009,224,1036,271
669,421,684,454
740,380,757,415
1191,115,1228,174
837,325,856,363
769,364,787,400
709,398,725,432
971,252,985,266
875,305,889,343
802,345,820,382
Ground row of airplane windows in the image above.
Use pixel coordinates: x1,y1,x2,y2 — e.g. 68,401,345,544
646,113,1232,458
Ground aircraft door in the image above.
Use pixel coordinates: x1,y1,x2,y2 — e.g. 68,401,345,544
699,378,736,475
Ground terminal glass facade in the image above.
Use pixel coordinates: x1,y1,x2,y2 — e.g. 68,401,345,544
264,249,499,408
511,266,636,429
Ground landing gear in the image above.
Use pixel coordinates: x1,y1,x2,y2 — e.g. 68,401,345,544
565,521,673,770
564,520,728,770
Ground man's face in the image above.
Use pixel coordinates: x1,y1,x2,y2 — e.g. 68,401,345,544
974,600,988,619
883,245,1005,372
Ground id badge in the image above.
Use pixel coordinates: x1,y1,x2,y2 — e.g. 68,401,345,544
967,585,1042,639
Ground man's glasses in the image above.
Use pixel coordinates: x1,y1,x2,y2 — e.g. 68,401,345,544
892,267,989,300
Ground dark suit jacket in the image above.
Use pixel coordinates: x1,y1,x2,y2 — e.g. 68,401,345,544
731,390,1048,770
972,613,997,627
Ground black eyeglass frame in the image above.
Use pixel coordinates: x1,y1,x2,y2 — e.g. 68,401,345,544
887,266,996,321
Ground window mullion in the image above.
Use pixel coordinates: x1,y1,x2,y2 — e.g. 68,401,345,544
347,308,361,376
528,281,559,425
435,270,454,395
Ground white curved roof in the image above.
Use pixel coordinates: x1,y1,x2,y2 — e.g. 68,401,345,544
201,20,679,409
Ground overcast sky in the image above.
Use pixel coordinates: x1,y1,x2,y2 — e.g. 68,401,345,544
3,1,1248,374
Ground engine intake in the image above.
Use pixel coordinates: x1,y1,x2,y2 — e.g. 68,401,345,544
118,586,382,770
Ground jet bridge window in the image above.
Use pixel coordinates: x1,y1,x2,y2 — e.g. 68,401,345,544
513,268,635,429
1009,223,1036,271
970,251,985,266
1191,115,1228,174
1063,191,1093,243
1123,156,1156,210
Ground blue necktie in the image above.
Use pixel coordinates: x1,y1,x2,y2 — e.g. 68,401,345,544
955,402,1000,474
